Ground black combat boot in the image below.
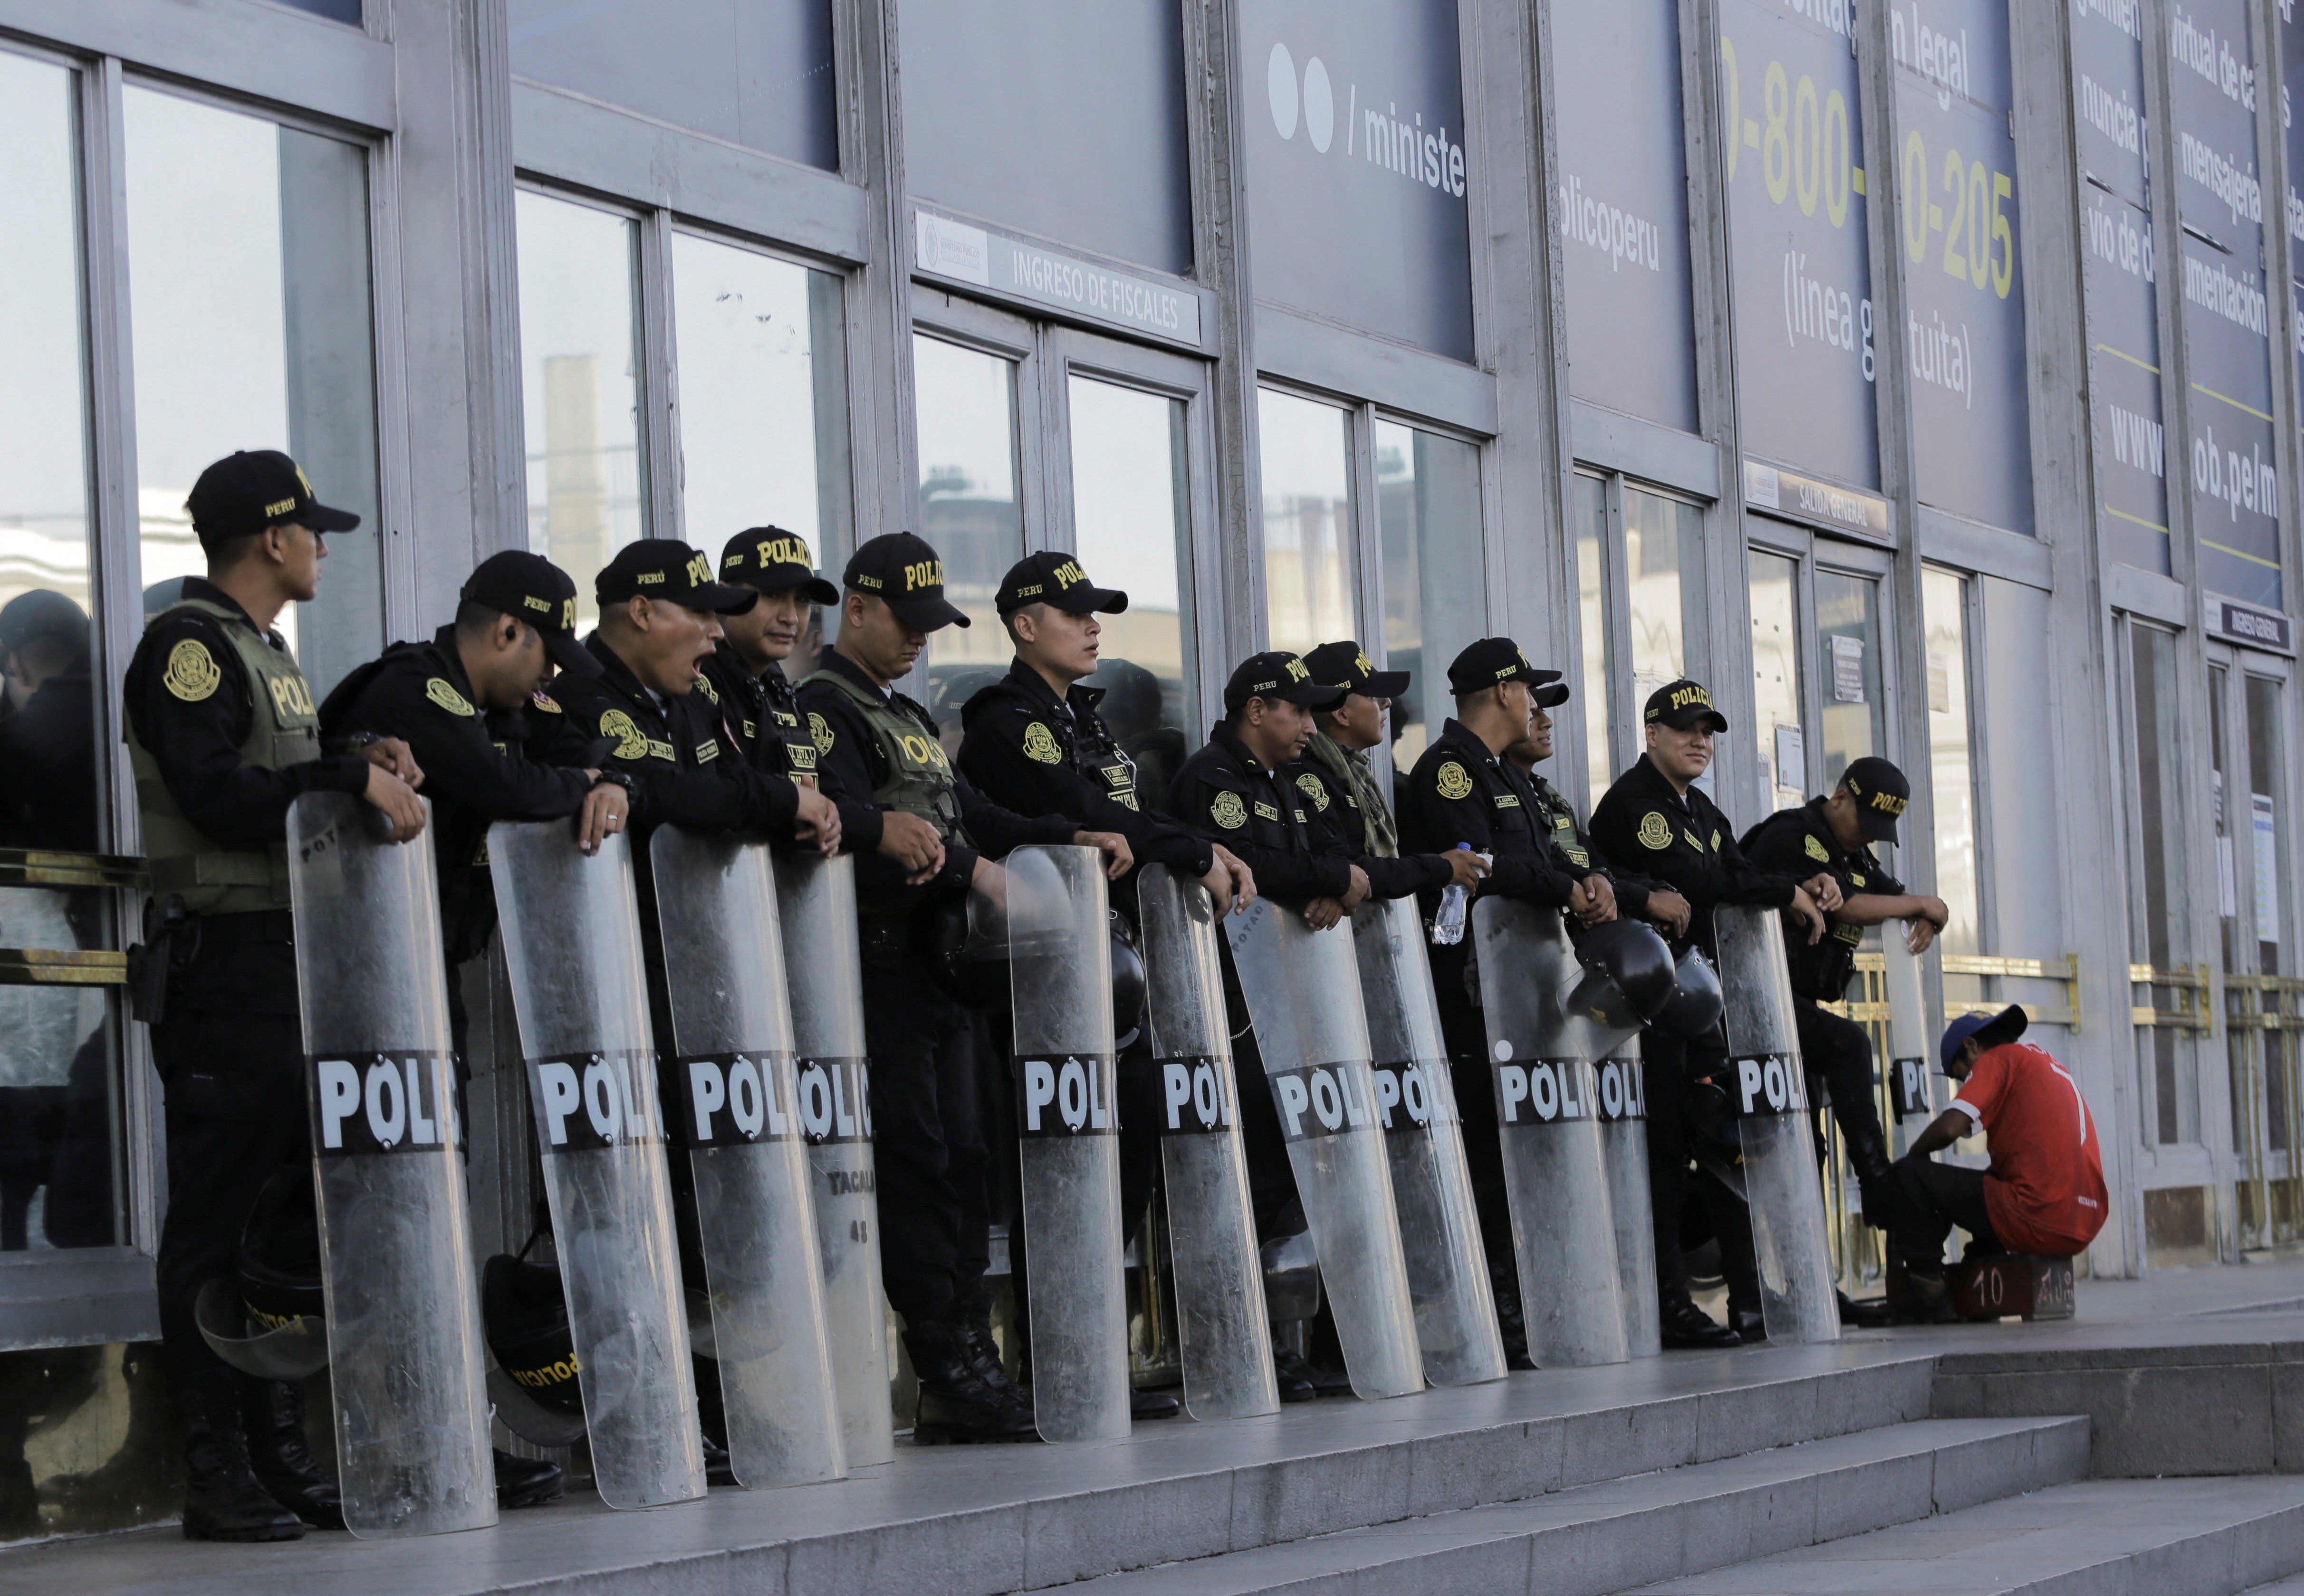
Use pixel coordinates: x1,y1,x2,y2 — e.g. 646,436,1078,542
1848,1126,1908,1231
491,1448,564,1509
1269,1343,1317,1402
952,1309,1035,1418
905,1320,1039,1443
1489,1259,1536,1371
1883,1272,1960,1325
179,1372,303,1542
1658,1289,1741,1350
239,1378,342,1531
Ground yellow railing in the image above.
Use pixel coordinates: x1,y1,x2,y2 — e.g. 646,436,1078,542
2131,962,2215,1035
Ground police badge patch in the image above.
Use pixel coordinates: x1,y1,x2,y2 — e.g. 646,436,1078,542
1296,771,1330,810
1805,832,1831,863
1435,761,1474,801
1637,812,1672,850
1022,722,1062,764
425,678,476,716
808,712,834,754
598,708,649,761
163,639,221,702
1210,790,1248,830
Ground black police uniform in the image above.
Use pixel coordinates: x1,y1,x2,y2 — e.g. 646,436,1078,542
1527,772,1655,922
699,644,819,781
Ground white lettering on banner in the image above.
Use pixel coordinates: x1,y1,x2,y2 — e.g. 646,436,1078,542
2181,251,2268,336
2107,403,2167,478
1770,0,1853,38
1781,249,1876,380
2085,201,2155,285
1267,39,1468,199
913,209,1203,347
1907,309,1972,407
2168,6,2255,112
2178,132,2262,228
2077,74,2144,157
2191,422,2280,523
2072,0,2143,44
1888,7,1968,112
1557,172,1662,273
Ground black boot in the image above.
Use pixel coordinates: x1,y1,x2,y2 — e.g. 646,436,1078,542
491,1449,563,1509
1883,1272,1960,1325
1838,1290,1896,1328
179,1372,303,1542
1130,1387,1181,1421
1489,1260,1536,1371
1658,1290,1740,1350
905,1320,1039,1444
239,1379,341,1531
952,1309,1036,1420
1269,1344,1318,1402
1848,1127,1908,1231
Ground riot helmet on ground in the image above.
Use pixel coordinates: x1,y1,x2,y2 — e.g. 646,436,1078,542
192,1167,330,1380
482,1254,583,1419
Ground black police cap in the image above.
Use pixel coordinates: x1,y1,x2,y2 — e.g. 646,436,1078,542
720,526,839,606
0,589,88,661
1644,678,1728,732
596,539,759,614
996,549,1128,616
1223,650,1347,714
461,550,603,678
1302,640,1409,700
185,450,360,548
1839,755,1911,843
1447,637,1566,705
843,531,969,631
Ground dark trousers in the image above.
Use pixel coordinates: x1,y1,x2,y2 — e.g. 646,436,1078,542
1641,1024,1765,1311
1434,987,1513,1281
862,967,988,1327
1793,1001,1888,1158
1888,1158,2000,1277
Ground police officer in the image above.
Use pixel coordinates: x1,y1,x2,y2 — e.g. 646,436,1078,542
797,531,1128,1443
1589,679,1828,1348
126,451,426,1541
1741,758,1948,1300
1296,640,1490,905
702,526,840,780
1394,638,1597,1365
1170,650,1360,1398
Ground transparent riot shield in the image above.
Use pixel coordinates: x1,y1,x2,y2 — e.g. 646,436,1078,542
1223,899,1422,1401
1714,904,1842,1346
488,821,706,1509
983,845,1130,1443
1882,933,1938,1145
649,827,844,1489
285,794,493,1539
1350,897,1506,1388
1136,866,1277,1421
1469,898,1629,1369
771,853,893,1468
1593,1037,1661,1359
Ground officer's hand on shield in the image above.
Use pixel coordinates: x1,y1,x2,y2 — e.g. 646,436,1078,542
1340,863,1371,911
358,734,424,788
361,762,426,843
573,773,628,855
1644,888,1691,938
1440,848,1490,890
1073,828,1133,879
880,810,945,883
1570,873,1618,926
1202,843,1257,915
1789,884,1828,945
970,853,1010,913
1803,871,1843,913
1904,902,1948,956
795,783,842,856
1302,895,1344,931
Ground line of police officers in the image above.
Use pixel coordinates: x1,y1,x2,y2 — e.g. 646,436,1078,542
130,448,1946,1540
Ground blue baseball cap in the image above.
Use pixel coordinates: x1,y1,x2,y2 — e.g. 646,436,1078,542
1939,1004,2026,1070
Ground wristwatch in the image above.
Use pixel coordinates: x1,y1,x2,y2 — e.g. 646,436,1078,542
589,769,637,796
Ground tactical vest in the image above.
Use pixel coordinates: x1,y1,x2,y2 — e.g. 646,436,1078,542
1531,778,1591,869
127,598,321,914
1039,689,1141,811
803,669,967,839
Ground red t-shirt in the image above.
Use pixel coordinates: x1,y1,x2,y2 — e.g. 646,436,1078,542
1949,1042,2109,1256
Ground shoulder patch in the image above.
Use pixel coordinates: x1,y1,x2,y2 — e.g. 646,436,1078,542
425,677,476,717
1435,761,1474,801
598,708,649,762
1804,832,1830,863
808,711,834,755
1296,771,1330,811
1636,811,1672,851
1022,721,1062,764
1210,790,1248,830
531,690,563,713
163,639,221,703
696,675,719,704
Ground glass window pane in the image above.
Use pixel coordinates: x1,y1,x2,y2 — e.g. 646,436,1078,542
1373,421,1483,774
2245,675,2288,1155
1068,375,1193,813
1624,488,1696,703
1920,568,1981,965
1574,475,1610,804
0,53,121,1252
517,191,647,608
670,233,850,558
1258,390,1354,658
1748,548,1804,811
1814,569,1885,793
2128,623,2194,1145
125,89,383,699
509,0,838,171
913,334,1022,733
277,0,361,21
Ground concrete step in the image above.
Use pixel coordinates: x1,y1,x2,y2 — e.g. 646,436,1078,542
1068,1414,2087,1596
1632,1475,2304,1595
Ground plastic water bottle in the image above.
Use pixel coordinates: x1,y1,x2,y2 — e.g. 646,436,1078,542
1431,843,1482,946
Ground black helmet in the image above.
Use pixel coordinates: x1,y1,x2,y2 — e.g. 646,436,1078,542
194,1168,329,1379
483,1254,585,1431
1108,923,1146,1038
922,897,1013,1011
1657,945,1725,1038
1564,920,1677,1029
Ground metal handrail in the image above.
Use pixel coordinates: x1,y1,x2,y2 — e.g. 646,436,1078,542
2130,962,2215,1035
0,848,148,891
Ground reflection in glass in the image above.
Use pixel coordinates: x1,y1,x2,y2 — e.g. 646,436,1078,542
2246,675,2289,1158
1814,570,1884,792
913,335,1022,736
517,191,647,607
1747,548,1803,810
2128,623,2194,1145
1373,421,1483,773
1624,488,1698,707
1069,376,1193,813
1574,475,1611,803
671,233,850,556
1258,390,1354,658
1920,568,1980,981
0,53,117,1252
125,88,382,698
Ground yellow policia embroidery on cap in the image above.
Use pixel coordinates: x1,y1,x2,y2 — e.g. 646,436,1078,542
1805,832,1831,863
425,678,476,717
163,639,221,702
1022,722,1062,764
1435,761,1474,801
1637,812,1672,851
808,712,835,755
598,709,649,762
1297,772,1330,811
1210,790,1248,830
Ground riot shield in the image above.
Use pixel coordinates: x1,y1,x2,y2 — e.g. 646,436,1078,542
488,821,707,1510
1350,897,1506,1388
649,827,844,1488
1593,1036,1660,1359
284,793,492,1539
1136,866,1277,1421
985,845,1130,1443
1713,904,1842,1346
1882,933,1937,1140
772,852,894,1468
1469,898,1629,1368
1222,900,1422,1401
